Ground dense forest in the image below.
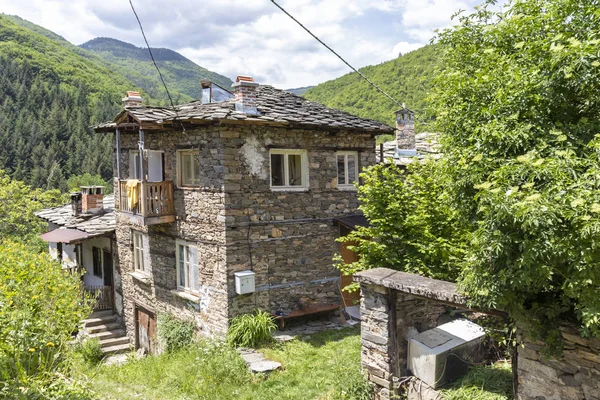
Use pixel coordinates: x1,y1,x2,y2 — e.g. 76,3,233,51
0,15,231,191
304,44,440,131
80,37,232,101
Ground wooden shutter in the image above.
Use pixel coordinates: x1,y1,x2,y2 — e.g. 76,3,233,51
189,245,199,292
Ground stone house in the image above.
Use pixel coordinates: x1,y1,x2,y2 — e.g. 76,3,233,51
93,78,393,351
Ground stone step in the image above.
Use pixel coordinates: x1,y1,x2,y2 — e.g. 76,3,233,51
99,336,129,348
89,329,126,341
101,343,131,356
87,322,121,335
83,314,117,328
89,310,114,319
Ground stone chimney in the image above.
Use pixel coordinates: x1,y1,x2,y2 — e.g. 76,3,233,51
395,107,415,150
122,91,143,108
70,192,82,216
232,76,259,115
81,186,104,214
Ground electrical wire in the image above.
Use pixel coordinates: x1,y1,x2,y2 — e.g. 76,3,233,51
269,0,403,108
128,0,185,131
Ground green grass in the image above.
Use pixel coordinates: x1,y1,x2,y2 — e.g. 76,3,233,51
80,326,368,400
441,361,513,400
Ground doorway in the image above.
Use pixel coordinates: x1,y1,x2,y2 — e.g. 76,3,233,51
136,305,157,354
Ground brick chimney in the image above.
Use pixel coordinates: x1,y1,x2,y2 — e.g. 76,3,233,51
122,91,143,108
232,76,259,115
395,107,415,150
81,186,104,214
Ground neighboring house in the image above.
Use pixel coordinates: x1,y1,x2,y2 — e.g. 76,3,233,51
35,188,119,312
90,76,393,352
376,108,440,165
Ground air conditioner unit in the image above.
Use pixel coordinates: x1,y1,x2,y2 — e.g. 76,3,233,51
408,318,485,389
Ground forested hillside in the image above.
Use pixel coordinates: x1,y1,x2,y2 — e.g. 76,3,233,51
80,37,233,101
304,45,439,131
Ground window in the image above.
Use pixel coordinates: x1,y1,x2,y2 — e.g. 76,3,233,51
177,150,200,186
133,231,146,272
336,151,358,188
270,149,308,189
176,241,199,293
129,151,142,179
92,247,103,278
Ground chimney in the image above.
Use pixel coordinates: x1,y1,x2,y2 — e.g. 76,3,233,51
122,91,143,108
395,107,415,150
81,186,104,214
70,192,82,216
232,76,259,115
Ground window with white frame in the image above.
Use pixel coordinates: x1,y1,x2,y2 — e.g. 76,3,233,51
129,150,142,179
132,230,146,272
176,240,199,293
336,151,358,188
270,149,308,189
177,150,200,186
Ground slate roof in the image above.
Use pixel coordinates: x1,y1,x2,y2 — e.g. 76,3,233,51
376,132,441,165
34,195,115,236
96,86,394,133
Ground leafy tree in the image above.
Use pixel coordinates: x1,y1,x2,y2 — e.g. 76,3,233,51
343,0,600,347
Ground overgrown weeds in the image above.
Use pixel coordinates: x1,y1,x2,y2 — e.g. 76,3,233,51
157,313,196,353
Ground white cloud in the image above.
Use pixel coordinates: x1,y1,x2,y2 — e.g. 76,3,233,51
2,0,482,88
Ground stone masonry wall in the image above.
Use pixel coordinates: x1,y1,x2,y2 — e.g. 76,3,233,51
113,123,376,338
517,325,600,400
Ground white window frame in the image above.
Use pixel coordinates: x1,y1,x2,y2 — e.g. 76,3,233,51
176,150,200,187
269,149,308,190
336,151,359,189
176,240,199,294
132,230,146,272
129,150,142,180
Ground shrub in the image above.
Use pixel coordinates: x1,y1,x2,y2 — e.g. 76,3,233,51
157,313,196,353
227,310,277,348
0,240,94,387
75,338,104,366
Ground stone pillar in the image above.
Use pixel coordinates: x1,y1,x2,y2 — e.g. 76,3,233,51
360,283,399,400
395,108,415,150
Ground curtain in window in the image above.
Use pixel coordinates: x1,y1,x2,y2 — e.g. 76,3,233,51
289,154,302,186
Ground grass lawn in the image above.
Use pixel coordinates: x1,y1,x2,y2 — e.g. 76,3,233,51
79,326,513,400
80,326,369,400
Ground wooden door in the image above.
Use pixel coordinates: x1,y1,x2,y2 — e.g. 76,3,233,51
136,307,157,354
147,151,164,182
339,225,361,306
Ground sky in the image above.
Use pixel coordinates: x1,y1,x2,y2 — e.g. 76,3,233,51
3,0,486,89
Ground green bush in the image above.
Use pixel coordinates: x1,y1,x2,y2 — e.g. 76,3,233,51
0,240,94,388
227,310,277,348
75,338,104,366
157,313,196,353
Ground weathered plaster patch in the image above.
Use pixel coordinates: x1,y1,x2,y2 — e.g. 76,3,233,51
240,136,268,179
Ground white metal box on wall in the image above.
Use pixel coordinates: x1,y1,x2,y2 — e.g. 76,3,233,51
408,319,485,389
234,270,255,295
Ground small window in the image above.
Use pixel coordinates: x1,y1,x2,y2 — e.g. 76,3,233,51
177,150,200,186
176,240,199,293
270,149,308,189
133,231,146,272
336,151,358,188
129,151,142,180
92,247,103,278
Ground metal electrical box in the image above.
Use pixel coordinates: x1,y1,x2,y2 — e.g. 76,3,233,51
234,270,255,295
408,319,485,389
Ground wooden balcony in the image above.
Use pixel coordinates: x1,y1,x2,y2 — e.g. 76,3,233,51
118,180,175,225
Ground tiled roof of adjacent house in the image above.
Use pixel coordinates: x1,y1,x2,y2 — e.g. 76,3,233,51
376,133,441,165
34,195,115,236
96,86,394,133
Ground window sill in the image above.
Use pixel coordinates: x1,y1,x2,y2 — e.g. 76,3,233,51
337,186,358,191
170,289,200,303
129,271,151,284
176,185,202,191
270,187,309,192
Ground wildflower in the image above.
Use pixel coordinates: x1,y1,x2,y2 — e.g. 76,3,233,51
46,342,55,347
28,348,35,352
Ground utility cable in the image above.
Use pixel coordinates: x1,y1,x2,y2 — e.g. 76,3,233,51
128,0,185,131
269,0,402,108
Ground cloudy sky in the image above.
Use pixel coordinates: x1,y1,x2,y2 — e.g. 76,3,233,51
4,0,486,88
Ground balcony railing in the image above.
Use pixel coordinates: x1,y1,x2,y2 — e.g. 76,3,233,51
118,180,175,224
85,285,113,311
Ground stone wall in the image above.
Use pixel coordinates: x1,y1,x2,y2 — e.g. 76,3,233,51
517,325,600,400
113,123,375,338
